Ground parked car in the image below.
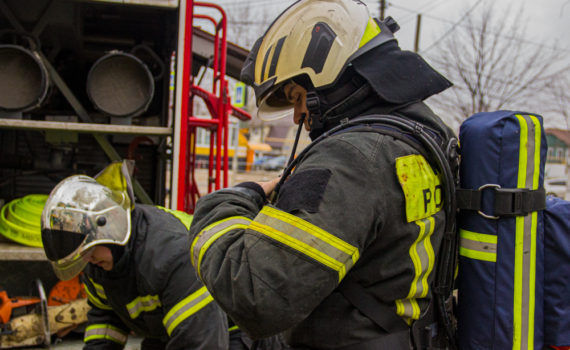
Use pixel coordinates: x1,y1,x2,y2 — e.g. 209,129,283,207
264,156,288,171
545,177,567,198
253,156,271,170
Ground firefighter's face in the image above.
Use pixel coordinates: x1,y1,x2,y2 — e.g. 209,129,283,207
283,83,311,131
89,246,113,271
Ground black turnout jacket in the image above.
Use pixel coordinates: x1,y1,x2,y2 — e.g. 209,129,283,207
83,205,228,350
189,101,455,349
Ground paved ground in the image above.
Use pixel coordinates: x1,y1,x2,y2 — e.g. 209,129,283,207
24,334,143,349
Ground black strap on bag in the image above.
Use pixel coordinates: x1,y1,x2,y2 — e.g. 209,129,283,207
457,187,546,218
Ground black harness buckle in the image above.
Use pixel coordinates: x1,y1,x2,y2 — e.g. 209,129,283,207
494,188,546,217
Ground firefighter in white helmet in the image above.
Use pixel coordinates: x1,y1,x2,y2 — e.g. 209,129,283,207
189,0,457,349
41,161,229,350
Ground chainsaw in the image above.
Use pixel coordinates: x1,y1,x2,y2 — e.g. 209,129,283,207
0,279,89,349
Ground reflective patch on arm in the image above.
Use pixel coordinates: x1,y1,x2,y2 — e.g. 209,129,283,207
396,155,444,222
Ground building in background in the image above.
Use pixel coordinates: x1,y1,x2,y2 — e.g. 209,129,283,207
545,129,570,178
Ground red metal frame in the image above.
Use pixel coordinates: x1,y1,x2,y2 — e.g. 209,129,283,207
177,0,252,214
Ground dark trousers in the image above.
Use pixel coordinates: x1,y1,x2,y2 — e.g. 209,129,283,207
141,338,168,350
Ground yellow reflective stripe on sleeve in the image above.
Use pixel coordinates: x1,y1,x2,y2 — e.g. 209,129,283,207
396,155,444,223
250,206,360,281
459,229,498,262
162,286,214,336
406,217,436,300
228,325,239,332
156,206,193,230
359,17,382,48
191,216,252,279
513,114,541,350
85,286,113,310
395,299,418,325
85,324,128,345
88,277,107,300
126,295,162,319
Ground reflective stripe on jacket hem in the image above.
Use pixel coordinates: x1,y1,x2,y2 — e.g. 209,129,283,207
250,206,360,281
163,286,213,335
84,324,128,345
126,295,162,319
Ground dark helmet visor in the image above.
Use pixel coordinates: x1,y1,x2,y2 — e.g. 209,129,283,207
42,229,88,261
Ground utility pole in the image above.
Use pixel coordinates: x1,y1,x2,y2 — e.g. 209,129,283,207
379,0,385,20
414,14,422,52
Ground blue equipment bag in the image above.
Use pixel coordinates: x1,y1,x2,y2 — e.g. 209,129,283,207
456,111,547,350
544,196,570,348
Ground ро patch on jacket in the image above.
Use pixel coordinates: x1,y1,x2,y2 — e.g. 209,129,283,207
276,168,332,213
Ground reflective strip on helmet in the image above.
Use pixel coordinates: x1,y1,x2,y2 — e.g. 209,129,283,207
126,295,162,319
359,17,382,48
513,114,541,350
395,298,419,326
162,286,213,336
84,324,128,345
407,217,436,300
88,277,107,300
85,286,113,310
190,217,252,278
459,229,497,262
250,206,359,282
156,206,193,230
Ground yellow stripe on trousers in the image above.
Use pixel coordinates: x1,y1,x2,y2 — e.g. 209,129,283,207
513,114,541,350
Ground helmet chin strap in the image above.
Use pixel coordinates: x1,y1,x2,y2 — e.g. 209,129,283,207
305,90,323,130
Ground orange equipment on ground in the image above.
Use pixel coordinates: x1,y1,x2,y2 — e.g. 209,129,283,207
47,275,87,307
0,288,41,324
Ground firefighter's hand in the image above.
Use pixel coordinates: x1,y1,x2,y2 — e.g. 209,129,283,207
258,177,281,197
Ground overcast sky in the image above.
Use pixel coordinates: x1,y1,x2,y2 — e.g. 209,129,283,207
198,0,570,53
195,0,570,129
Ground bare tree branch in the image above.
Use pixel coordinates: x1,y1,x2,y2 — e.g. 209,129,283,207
425,4,570,123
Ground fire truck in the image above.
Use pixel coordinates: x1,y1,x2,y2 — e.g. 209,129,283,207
0,0,250,345
0,0,251,212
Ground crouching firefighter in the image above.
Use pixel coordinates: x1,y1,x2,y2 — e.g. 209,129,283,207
41,160,229,350
189,0,460,349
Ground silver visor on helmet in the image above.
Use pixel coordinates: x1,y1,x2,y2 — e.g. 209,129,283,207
256,83,295,121
41,175,131,280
